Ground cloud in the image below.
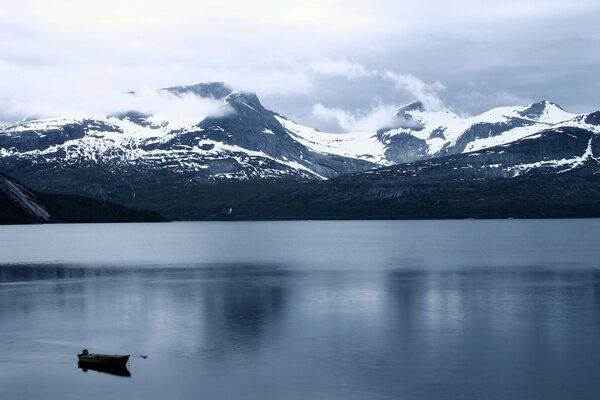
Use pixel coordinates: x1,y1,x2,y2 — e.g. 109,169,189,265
0,0,599,127
225,70,315,98
312,102,399,132
0,63,233,123
308,59,375,79
383,71,446,111
3,89,233,123
453,90,533,116
118,91,234,121
0,62,311,123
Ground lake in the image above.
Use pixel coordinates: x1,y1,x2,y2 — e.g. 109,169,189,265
1,220,600,399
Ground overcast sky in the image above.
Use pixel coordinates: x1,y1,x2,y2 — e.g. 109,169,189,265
1,0,599,131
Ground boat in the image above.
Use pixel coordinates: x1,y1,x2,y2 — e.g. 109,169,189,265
77,349,130,367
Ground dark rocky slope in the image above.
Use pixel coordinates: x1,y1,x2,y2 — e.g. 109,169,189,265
0,174,166,224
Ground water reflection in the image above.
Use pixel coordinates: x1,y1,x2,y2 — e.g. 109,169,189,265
78,362,131,377
2,261,600,399
383,268,600,399
0,264,88,283
198,273,287,359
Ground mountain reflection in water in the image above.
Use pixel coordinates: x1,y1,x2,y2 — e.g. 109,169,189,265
1,220,600,400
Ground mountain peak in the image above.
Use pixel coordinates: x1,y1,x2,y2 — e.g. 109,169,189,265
162,82,234,99
518,100,565,119
160,82,265,111
397,100,425,113
395,101,426,122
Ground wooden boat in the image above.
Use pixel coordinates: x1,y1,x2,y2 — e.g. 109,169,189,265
77,349,130,366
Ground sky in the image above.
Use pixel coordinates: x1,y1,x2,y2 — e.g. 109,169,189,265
0,0,599,131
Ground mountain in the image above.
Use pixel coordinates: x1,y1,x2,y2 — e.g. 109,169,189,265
0,174,166,224
282,100,579,165
0,83,374,204
190,113,600,219
0,81,598,219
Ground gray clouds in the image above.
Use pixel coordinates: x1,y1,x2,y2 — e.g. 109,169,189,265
308,59,377,79
312,102,399,131
0,0,599,131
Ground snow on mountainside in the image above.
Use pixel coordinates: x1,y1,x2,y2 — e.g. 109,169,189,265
240,114,600,220
278,100,582,165
0,83,374,188
0,81,598,206
276,116,389,165
1,81,599,220
361,123,600,182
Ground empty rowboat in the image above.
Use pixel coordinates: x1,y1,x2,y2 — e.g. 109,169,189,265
77,349,130,366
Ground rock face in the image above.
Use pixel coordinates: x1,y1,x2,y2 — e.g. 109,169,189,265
0,174,50,223
0,173,165,224
585,111,600,126
380,132,429,164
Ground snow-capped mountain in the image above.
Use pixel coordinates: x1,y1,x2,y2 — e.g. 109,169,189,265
359,114,600,183
0,83,373,185
215,113,600,220
0,81,598,217
0,82,378,201
282,99,582,165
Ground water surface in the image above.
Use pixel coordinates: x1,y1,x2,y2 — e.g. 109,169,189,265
1,220,600,399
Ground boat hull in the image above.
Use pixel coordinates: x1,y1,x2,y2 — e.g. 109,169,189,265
77,354,130,366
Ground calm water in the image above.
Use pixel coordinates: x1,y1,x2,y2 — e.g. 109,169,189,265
1,220,600,399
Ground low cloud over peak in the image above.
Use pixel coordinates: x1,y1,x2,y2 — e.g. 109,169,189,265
383,71,446,111
312,102,400,132
0,0,598,129
0,81,233,124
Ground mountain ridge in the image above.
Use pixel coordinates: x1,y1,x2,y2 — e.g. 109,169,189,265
0,81,598,219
